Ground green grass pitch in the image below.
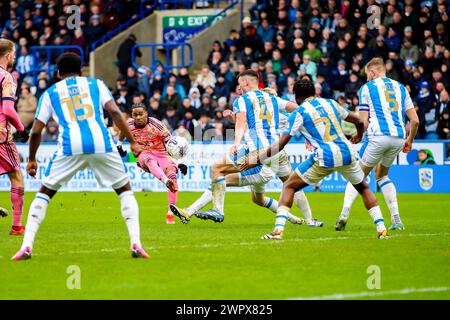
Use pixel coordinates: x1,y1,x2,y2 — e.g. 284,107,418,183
0,191,449,300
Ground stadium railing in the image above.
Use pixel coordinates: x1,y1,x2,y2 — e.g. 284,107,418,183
90,0,238,52
131,42,193,71
30,45,85,80
130,0,239,71
90,0,158,52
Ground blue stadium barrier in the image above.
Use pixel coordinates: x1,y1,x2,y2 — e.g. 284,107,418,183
131,42,193,71
91,0,238,52
91,0,157,51
30,45,85,80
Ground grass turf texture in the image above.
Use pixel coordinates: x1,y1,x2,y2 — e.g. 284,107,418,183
0,192,449,300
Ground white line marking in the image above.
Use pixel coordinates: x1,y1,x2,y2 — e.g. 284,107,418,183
29,232,450,256
289,287,450,300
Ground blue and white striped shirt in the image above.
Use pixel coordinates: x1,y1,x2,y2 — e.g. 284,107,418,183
285,97,356,168
233,89,288,151
35,76,115,156
358,77,414,139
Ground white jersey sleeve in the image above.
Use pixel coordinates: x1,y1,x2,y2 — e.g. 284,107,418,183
98,80,114,107
357,84,370,112
330,99,350,119
284,111,303,136
403,89,414,112
233,96,247,115
35,91,53,125
274,96,289,113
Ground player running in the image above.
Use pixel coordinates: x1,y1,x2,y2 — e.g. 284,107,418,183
193,70,312,223
12,52,149,260
0,39,29,235
241,79,389,240
335,58,420,231
118,103,188,224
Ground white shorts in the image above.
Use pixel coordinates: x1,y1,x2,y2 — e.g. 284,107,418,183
295,156,364,186
238,165,273,193
237,150,293,194
359,136,405,168
42,152,129,191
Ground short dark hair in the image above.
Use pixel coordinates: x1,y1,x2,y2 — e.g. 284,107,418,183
237,69,259,81
293,79,315,100
56,52,82,76
132,103,147,111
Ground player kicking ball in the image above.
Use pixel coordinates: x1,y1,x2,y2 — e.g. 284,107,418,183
0,39,29,235
335,58,420,232
192,71,311,224
241,79,390,240
118,103,188,224
12,53,149,260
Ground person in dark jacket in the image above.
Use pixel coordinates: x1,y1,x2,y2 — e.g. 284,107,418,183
116,34,142,76
160,85,183,114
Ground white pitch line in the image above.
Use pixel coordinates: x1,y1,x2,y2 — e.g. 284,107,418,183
289,287,450,300
27,232,450,256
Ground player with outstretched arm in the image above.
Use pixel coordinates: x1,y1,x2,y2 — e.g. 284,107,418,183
241,79,390,240
12,53,149,260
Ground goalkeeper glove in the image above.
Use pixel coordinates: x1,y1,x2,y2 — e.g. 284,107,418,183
178,163,188,175
117,145,128,157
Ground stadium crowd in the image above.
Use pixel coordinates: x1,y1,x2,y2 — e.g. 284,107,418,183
1,0,450,148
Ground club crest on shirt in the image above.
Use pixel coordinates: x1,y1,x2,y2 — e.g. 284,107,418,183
419,168,433,191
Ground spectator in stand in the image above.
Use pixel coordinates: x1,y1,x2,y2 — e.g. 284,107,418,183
188,87,202,109
177,67,191,96
416,81,437,139
194,65,216,94
331,59,349,98
116,34,141,76
303,41,322,63
415,149,437,165
160,85,183,115
173,123,192,142
16,85,37,129
299,54,317,81
126,67,139,96
214,75,231,99
162,106,180,132
148,97,162,120
257,18,275,43
150,70,166,96
15,46,34,85
116,85,132,117
438,109,450,139
41,120,59,142
345,73,362,100
163,73,187,100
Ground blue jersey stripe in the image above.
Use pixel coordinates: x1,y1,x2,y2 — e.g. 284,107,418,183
66,77,95,154
48,86,72,155
399,84,407,136
382,78,403,137
254,90,274,144
327,100,353,165
243,94,260,149
270,95,280,130
302,101,334,167
92,79,113,152
367,81,390,135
